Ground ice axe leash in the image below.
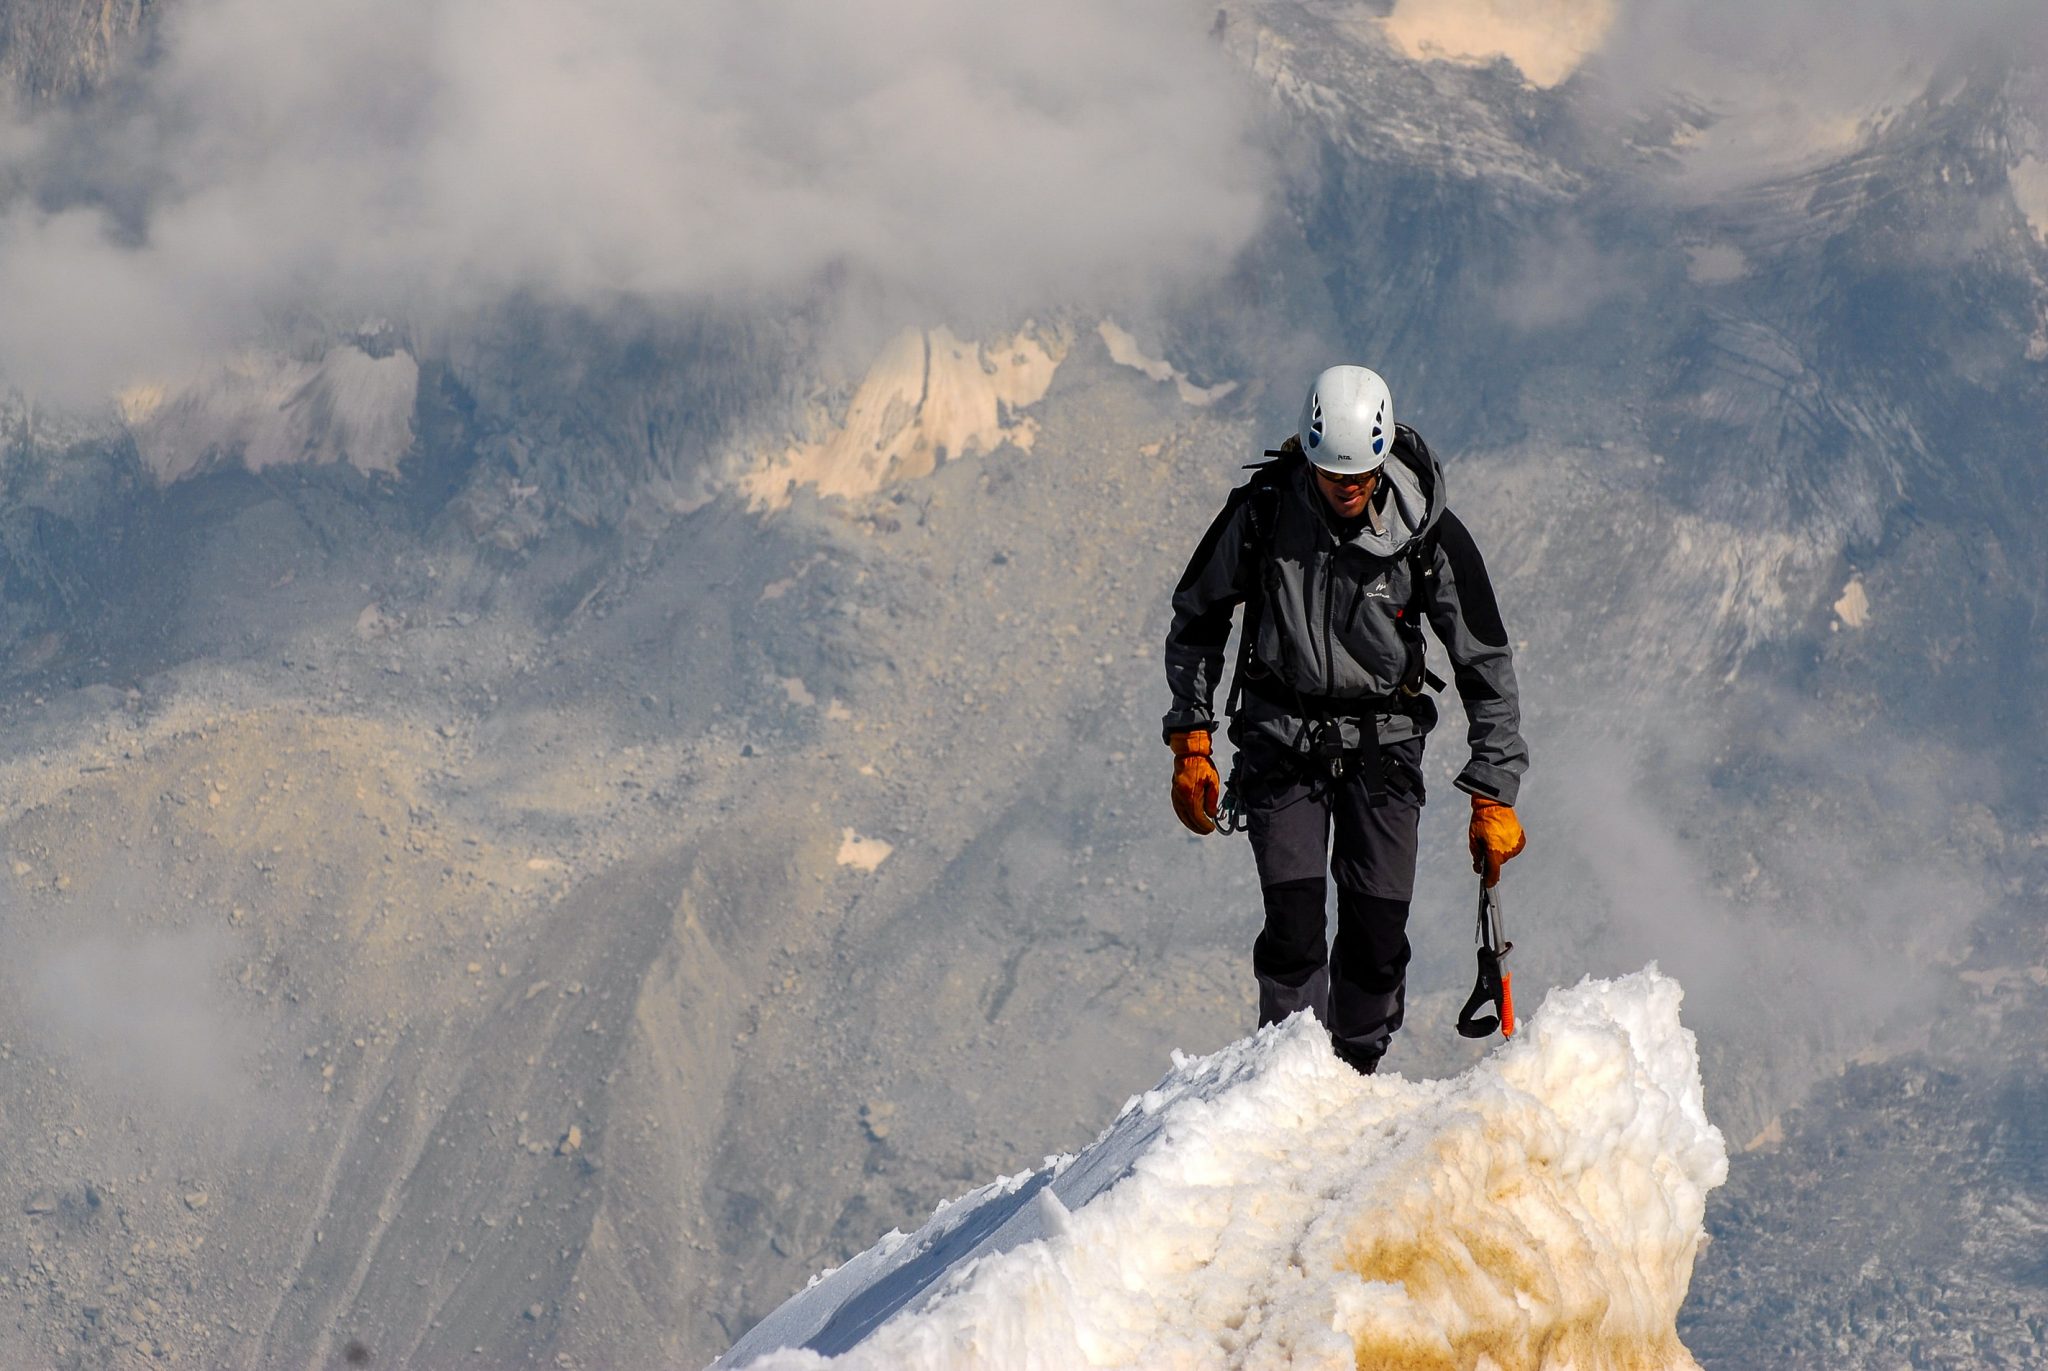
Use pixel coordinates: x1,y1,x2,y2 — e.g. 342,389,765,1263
1455,879,1515,1040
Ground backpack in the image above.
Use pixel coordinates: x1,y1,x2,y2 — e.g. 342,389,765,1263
1221,428,1446,721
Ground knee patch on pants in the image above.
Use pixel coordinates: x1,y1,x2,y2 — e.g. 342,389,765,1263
1332,889,1410,994
1255,877,1327,983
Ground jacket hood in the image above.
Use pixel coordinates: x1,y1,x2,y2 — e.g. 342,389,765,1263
1299,424,1443,558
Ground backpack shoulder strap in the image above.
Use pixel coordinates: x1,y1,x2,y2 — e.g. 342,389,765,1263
1222,440,1303,718
1396,522,1447,696
1389,425,1447,697
1230,437,1303,568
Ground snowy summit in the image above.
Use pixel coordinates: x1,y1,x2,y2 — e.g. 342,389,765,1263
715,969,1728,1370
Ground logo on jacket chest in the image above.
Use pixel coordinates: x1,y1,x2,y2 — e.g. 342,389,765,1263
1360,576,1394,601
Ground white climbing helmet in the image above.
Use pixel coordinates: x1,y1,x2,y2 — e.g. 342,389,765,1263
1298,365,1393,475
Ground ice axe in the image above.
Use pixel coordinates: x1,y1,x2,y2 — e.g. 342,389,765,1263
1455,879,1515,1040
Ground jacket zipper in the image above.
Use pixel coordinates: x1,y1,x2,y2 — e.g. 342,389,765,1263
1320,547,1336,695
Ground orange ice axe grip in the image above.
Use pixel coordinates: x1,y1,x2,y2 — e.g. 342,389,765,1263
1456,882,1515,1041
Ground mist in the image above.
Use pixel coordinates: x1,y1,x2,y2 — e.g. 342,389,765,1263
27,929,259,1112
1590,0,2048,186
7,0,2044,408
0,0,1271,403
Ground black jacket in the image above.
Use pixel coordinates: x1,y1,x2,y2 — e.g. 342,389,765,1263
1162,428,1529,804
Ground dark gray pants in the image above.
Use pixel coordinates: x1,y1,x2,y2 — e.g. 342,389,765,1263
1242,736,1425,1072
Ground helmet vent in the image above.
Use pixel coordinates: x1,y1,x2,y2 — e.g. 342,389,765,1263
1308,395,1324,449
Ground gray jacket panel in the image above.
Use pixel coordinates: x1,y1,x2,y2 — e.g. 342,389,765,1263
1162,431,1529,805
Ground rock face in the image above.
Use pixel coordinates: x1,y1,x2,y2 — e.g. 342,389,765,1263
121,346,422,481
0,3,2041,1370
738,327,1068,511
0,0,153,105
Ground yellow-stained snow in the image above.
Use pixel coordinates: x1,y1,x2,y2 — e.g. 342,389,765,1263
740,326,1066,509
1380,0,1616,89
728,970,1726,1371
1336,991,1719,1370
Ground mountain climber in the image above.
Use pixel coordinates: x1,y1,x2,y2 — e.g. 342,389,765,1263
1162,365,1529,1074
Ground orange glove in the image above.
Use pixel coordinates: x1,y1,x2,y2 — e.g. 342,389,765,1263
1169,730,1220,835
1469,795,1526,888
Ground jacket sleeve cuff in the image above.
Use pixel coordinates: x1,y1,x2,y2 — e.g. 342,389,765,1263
1162,709,1217,746
1454,761,1520,807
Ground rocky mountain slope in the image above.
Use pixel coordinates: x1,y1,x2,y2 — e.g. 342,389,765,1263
0,0,152,105
0,2,2044,1368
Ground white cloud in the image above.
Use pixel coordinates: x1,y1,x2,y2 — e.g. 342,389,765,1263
1594,0,2048,188
25,928,260,1112
0,0,1271,402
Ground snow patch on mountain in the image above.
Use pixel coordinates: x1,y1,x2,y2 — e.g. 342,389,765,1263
836,831,893,874
1833,576,1870,630
1096,321,1237,407
739,327,1065,510
1380,0,1616,90
715,968,1725,1371
1684,242,1750,285
118,345,418,481
2013,155,2048,246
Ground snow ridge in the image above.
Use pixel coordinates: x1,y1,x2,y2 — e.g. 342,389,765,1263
716,968,1727,1371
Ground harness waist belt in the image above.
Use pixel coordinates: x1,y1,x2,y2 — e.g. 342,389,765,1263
1243,672,1405,720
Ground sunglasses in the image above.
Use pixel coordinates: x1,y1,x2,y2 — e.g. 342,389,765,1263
1315,467,1377,488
